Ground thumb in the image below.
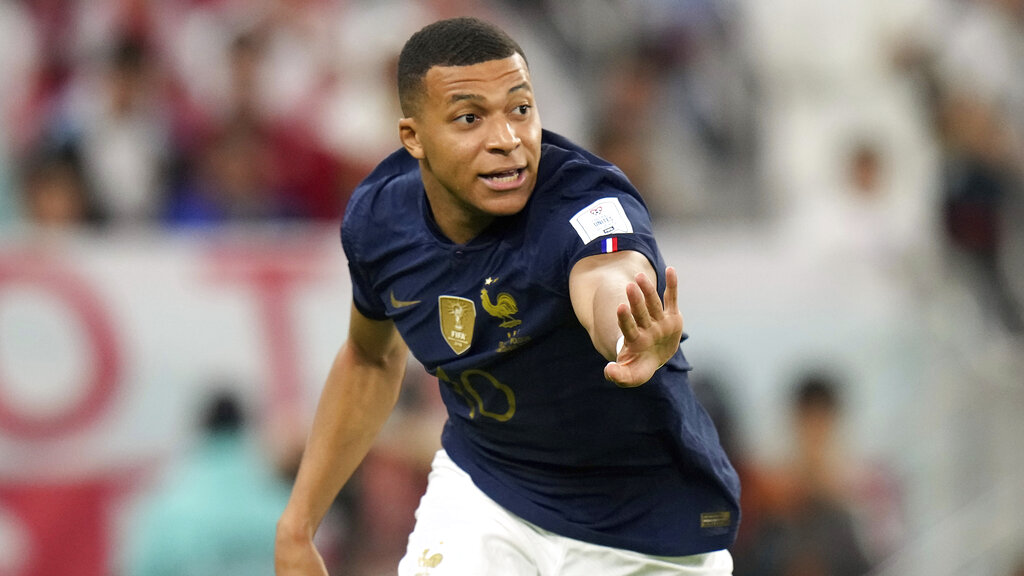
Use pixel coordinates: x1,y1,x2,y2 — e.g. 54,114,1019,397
604,360,645,388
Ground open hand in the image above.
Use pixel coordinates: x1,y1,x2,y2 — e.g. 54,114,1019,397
604,267,683,387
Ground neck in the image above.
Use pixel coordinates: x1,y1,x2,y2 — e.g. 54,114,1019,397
422,177,493,245
428,200,492,245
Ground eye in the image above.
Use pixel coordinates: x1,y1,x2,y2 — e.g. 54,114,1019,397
513,104,531,116
455,113,479,125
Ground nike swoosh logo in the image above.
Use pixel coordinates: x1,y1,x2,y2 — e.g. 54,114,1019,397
390,290,421,309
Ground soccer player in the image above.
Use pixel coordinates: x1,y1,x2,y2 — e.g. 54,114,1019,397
275,17,740,576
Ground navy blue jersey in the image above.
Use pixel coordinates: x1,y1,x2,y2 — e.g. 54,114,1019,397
341,130,740,556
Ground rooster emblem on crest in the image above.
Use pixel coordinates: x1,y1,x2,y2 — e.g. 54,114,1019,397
480,286,521,328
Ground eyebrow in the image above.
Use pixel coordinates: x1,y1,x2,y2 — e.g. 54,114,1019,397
449,82,532,105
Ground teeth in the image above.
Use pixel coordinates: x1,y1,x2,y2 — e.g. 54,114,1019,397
486,170,519,183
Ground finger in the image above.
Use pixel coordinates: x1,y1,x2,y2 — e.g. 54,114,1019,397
627,281,652,328
604,361,623,385
663,266,679,316
616,301,639,342
635,272,663,321
605,357,653,388
604,361,641,387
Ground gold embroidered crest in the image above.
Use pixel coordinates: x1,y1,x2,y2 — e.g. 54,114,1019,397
439,296,475,355
480,288,521,328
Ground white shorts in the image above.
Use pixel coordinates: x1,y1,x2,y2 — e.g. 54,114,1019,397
397,451,733,576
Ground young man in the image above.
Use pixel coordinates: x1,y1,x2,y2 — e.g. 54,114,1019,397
275,17,740,576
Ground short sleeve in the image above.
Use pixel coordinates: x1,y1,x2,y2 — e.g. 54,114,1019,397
341,208,389,320
563,193,661,274
524,146,668,298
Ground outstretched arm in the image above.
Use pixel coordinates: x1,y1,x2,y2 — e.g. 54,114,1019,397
569,251,683,387
275,304,409,575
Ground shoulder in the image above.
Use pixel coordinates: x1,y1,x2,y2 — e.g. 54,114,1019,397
341,147,422,252
514,132,659,289
531,131,652,239
535,131,648,219
344,148,421,226
537,130,638,201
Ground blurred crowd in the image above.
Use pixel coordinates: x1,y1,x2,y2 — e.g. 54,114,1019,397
1,0,1023,575
2,0,1023,330
0,0,441,229
0,0,1020,241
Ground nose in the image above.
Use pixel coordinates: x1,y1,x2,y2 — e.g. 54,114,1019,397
488,120,520,155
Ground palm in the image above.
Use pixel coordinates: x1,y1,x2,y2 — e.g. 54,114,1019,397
604,267,683,387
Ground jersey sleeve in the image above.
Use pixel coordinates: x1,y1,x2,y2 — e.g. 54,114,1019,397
526,152,667,298
555,174,665,297
532,133,665,285
562,192,661,273
340,201,389,321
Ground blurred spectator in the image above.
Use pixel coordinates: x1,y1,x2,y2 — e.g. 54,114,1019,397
166,2,354,222
165,116,295,225
18,146,104,228
53,34,173,224
582,0,756,221
738,0,941,223
318,0,432,169
591,46,666,199
931,0,1024,335
736,372,875,576
120,390,291,576
781,137,939,287
937,96,1024,333
167,0,338,131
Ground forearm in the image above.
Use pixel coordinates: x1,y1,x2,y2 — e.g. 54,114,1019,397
587,280,633,360
570,251,656,360
570,251,683,387
277,340,407,541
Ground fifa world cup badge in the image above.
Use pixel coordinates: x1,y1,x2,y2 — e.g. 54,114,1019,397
439,296,475,354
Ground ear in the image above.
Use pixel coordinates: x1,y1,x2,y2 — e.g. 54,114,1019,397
399,118,425,159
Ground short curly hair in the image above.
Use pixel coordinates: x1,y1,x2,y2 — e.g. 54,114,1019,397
397,17,528,117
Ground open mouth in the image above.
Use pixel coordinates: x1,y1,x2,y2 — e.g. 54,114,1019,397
482,168,524,184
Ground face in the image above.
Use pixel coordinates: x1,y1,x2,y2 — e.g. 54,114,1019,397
399,54,542,244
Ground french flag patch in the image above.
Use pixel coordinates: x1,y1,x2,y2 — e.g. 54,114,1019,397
601,236,619,253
